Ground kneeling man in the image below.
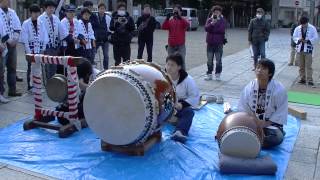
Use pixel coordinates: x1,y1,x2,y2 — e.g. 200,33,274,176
238,59,287,148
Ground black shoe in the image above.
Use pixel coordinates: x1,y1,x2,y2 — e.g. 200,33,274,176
8,91,22,97
307,81,314,86
298,79,306,84
16,76,23,82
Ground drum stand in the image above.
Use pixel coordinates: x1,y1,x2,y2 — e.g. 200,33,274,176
101,131,162,156
23,54,87,138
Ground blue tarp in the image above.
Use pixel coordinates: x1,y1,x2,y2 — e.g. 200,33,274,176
0,104,300,180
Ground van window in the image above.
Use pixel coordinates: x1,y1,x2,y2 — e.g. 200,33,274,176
190,10,197,17
182,10,187,16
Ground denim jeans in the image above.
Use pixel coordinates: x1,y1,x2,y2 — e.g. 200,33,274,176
96,41,109,69
137,36,153,62
167,44,186,70
0,46,17,94
175,107,195,135
262,127,285,148
252,40,266,64
206,44,223,75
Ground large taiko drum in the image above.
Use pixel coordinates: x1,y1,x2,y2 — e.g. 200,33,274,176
216,112,264,158
83,61,176,146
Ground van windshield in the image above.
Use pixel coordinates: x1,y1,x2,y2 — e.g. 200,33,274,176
163,8,188,17
190,10,197,17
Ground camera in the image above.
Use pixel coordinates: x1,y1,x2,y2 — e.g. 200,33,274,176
213,15,217,19
173,11,179,16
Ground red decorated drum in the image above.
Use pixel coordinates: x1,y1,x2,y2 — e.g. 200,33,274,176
83,61,175,146
216,112,264,158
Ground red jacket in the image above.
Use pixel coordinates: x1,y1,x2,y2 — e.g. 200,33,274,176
162,17,189,46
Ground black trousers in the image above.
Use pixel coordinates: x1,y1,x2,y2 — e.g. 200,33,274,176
137,36,153,62
113,43,131,66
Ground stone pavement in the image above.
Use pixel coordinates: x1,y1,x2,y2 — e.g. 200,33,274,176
0,28,320,179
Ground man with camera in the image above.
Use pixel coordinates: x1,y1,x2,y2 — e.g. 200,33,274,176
204,5,226,81
162,4,189,70
109,2,135,66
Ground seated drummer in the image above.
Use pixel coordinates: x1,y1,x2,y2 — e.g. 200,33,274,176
238,58,287,148
56,60,95,124
165,54,200,143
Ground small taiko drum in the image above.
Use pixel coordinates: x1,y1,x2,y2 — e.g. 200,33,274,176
83,61,176,146
216,112,264,158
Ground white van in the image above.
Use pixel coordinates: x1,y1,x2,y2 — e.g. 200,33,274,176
155,8,199,31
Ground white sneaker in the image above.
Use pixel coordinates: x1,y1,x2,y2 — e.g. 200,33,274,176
0,95,10,103
204,74,212,81
171,130,187,143
215,74,221,81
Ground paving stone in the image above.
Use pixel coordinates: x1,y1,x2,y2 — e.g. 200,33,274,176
0,167,54,180
284,161,315,180
289,146,317,164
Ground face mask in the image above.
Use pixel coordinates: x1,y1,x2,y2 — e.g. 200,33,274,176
117,10,126,16
256,14,262,19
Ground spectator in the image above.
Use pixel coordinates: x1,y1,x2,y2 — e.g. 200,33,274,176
93,3,111,69
136,4,156,62
248,8,270,70
162,4,189,70
39,0,62,80
288,21,298,66
204,5,226,81
109,1,135,66
76,7,96,64
20,4,49,91
0,0,22,98
293,16,318,86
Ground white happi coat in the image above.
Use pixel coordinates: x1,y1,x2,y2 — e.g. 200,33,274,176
0,8,21,41
173,73,200,108
60,17,79,48
20,18,49,54
293,23,318,54
238,79,288,125
76,19,95,50
38,12,61,49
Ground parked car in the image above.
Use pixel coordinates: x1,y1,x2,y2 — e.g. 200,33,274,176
155,7,199,31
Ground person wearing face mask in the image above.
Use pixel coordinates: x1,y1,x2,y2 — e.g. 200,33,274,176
204,5,226,81
109,2,135,66
136,4,156,62
162,4,190,70
292,16,318,86
0,0,22,98
248,8,270,70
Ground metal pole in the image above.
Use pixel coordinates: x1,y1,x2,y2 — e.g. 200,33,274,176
310,0,315,24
